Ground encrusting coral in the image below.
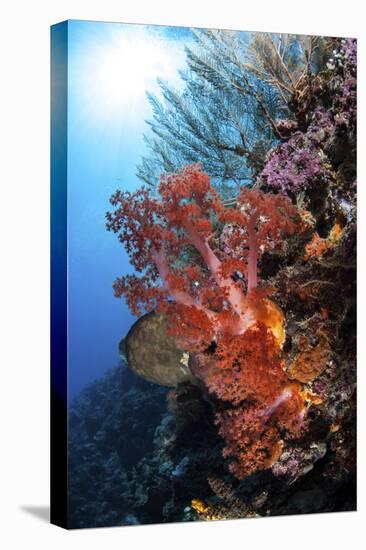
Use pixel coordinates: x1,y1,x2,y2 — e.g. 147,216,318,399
304,222,342,261
287,330,331,384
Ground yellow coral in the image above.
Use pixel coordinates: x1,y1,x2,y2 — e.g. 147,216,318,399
254,298,285,348
329,222,342,243
191,499,227,521
302,390,324,405
191,499,209,515
304,223,342,261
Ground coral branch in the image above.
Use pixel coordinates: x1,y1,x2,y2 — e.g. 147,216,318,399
152,247,215,321
183,219,248,319
107,164,298,346
247,219,259,293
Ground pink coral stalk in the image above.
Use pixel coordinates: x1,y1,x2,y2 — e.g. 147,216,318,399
152,247,215,321
247,219,259,293
183,219,249,319
107,164,298,344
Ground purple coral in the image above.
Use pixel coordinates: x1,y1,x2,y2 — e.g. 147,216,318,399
262,134,324,194
343,38,357,71
261,38,356,197
272,443,327,482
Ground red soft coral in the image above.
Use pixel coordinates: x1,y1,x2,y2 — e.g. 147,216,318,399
107,164,307,478
107,164,298,348
191,323,287,406
221,188,298,292
216,406,283,478
215,382,307,479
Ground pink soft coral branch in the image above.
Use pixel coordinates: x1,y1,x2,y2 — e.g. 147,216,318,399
107,164,308,478
247,216,259,293
107,164,298,344
183,219,249,320
152,247,215,321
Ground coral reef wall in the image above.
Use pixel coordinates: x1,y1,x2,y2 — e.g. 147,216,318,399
69,36,356,529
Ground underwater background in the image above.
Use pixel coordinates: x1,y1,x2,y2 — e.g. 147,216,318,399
67,20,191,398
65,21,356,528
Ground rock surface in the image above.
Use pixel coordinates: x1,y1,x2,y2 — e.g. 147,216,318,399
68,360,355,528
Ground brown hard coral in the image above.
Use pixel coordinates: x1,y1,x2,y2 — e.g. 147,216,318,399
124,311,193,387
287,331,331,383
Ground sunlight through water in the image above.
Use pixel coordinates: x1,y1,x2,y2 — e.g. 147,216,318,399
69,22,187,124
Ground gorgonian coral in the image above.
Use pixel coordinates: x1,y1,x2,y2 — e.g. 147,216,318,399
331,38,357,134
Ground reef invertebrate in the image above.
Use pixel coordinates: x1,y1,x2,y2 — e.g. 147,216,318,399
287,331,331,384
216,405,282,478
271,442,327,482
124,312,193,386
107,164,298,351
191,477,249,521
304,223,342,261
262,136,325,194
190,322,287,406
106,164,307,479
190,499,225,521
259,37,357,235
215,380,307,479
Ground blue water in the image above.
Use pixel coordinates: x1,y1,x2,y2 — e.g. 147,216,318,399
67,20,190,398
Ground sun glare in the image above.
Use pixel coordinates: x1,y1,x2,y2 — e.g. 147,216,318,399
71,25,185,122
95,38,165,106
